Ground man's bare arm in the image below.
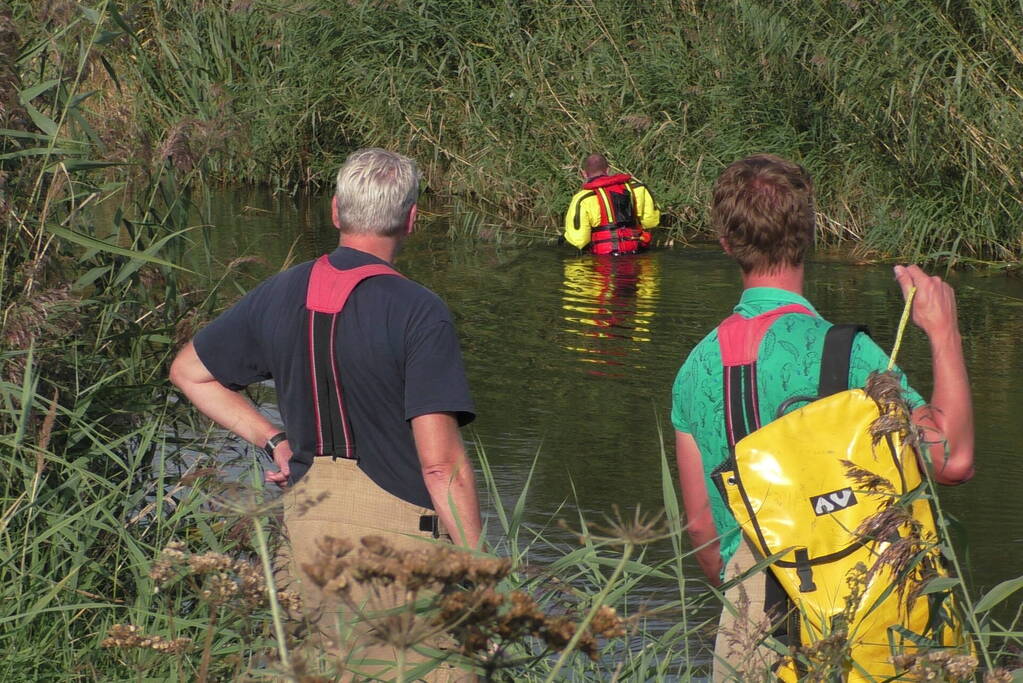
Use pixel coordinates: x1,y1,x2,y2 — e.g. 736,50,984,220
895,265,975,485
169,341,293,486
675,430,723,585
412,412,483,549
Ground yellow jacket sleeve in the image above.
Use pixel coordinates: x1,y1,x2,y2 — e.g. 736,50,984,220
631,183,661,229
563,191,596,250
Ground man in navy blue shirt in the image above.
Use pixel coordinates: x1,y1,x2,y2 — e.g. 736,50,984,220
170,149,482,672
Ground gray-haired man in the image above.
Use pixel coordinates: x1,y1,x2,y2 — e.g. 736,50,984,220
171,148,482,673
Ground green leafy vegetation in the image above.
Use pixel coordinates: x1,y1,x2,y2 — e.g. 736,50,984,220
1,1,1021,680
7,0,1023,261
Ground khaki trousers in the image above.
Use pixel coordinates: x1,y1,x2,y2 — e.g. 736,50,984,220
712,540,781,682
279,457,470,682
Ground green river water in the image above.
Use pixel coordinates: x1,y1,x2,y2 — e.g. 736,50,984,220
197,188,1023,629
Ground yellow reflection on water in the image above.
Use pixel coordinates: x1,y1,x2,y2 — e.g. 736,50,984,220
560,253,660,375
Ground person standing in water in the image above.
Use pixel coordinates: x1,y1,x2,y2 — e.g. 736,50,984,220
670,153,974,680
563,154,661,255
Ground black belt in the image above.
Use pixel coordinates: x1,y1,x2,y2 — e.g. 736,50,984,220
419,515,440,538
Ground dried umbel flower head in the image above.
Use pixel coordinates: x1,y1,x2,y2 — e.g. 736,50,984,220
149,541,189,585
891,650,978,681
276,590,302,614
566,505,670,547
202,572,240,606
301,536,355,596
188,551,234,574
305,535,514,598
101,624,192,655
147,541,271,609
301,534,626,668
590,605,626,639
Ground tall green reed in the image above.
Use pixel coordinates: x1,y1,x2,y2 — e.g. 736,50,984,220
39,0,1022,263
0,2,264,678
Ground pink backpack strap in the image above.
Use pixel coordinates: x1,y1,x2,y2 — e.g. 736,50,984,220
306,255,402,313
305,255,403,458
716,303,816,448
718,304,815,366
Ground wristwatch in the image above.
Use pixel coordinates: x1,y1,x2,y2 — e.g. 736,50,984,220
263,431,287,460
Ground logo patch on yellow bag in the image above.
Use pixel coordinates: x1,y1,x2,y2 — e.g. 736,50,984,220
810,487,857,515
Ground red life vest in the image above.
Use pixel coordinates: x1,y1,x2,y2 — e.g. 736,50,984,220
305,255,403,458
582,173,652,255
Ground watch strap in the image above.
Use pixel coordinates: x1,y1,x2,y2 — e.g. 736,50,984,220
263,431,287,460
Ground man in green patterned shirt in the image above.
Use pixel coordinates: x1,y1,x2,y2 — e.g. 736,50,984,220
670,154,975,681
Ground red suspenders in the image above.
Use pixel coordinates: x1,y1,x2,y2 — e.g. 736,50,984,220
305,255,403,458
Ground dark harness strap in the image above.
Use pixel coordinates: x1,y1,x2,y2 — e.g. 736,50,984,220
718,304,815,448
305,255,403,458
590,182,640,254
818,324,870,397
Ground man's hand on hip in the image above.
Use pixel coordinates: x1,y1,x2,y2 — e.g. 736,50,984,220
265,440,293,489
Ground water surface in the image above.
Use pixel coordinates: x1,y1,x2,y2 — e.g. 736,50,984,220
198,188,1023,627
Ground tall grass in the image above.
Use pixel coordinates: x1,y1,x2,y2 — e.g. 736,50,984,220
1,2,1022,680
9,0,1018,262
0,2,258,677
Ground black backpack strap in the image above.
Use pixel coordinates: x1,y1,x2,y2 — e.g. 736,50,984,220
817,324,870,397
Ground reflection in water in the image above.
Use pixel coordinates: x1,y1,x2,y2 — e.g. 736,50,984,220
560,253,659,376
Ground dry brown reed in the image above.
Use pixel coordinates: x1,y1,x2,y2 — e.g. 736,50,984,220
865,370,918,449
890,650,979,681
786,564,870,681
301,534,627,672
857,371,942,604
155,118,228,174
1,271,79,386
715,582,779,682
0,2,26,136
148,540,301,613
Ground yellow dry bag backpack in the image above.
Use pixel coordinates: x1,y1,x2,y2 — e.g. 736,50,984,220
711,305,966,682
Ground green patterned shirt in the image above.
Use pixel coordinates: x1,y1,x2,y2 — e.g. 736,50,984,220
670,287,924,567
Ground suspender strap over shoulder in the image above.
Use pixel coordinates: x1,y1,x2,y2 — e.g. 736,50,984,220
718,307,869,447
306,255,403,459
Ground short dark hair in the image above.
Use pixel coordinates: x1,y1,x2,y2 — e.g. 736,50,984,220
711,154,815,274
582,154,609,179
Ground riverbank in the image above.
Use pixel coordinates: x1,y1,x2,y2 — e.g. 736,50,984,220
4,0,1023,263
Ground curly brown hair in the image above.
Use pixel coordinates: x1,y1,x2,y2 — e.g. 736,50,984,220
711,154,815,274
